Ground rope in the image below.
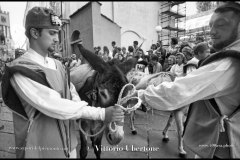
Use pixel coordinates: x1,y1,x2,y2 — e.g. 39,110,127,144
219,115,229,132
109,83,142,132
78,119,107,137
79,83,142,137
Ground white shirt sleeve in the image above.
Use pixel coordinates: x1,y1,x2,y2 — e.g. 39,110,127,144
69,82,81,102
10,73,105,121
138,58,238,111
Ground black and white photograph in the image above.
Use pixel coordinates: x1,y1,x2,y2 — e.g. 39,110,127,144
0,1,240,159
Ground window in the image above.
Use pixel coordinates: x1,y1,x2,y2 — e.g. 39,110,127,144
1,16,6,23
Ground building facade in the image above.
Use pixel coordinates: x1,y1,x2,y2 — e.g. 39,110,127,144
63,1,162,54
24,1,163,57
0,7,14,61
69,2,121,53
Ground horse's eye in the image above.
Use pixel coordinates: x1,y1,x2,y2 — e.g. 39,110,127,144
98,88,113,107
99,89,107,99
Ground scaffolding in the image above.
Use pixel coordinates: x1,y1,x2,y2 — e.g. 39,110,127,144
159,1,186,47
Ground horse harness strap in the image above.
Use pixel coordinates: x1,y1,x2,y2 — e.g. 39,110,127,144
83,71,99,106
78,71,107,137
79,83,142,137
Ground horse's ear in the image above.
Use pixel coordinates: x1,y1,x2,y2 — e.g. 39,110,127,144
118,58,138,75
74,43,109,73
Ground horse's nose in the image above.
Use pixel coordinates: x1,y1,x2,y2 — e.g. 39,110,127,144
106,132,123,145
107,133,113,141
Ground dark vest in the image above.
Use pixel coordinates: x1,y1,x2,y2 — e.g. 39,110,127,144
1,56,77,158
183,50,240,158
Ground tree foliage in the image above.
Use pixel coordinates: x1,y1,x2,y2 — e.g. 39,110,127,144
196,2,219,12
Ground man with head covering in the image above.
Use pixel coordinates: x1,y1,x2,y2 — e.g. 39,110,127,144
134,2,240,158
1,7,124,158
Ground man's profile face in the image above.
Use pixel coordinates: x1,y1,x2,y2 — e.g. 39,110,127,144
37,28,59,53
209,11,240,51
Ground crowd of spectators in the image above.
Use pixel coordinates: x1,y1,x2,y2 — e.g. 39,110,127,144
91,36,211,77
1,35,211,78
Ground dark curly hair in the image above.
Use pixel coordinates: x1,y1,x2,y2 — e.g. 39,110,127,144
128,46,134,52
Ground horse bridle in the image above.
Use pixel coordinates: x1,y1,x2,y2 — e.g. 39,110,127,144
79,81,142,138
82,71,99,106
78,71,108,137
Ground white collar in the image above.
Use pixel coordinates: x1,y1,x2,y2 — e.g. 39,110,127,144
23,48,56,70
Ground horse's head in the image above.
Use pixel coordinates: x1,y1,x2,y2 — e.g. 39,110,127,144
74,44,137,145
75,44,137,107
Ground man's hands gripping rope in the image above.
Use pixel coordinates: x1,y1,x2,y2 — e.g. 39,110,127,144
107,83,142,132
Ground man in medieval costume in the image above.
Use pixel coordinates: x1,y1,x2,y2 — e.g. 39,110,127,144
135,2,240,158
1,7,124,158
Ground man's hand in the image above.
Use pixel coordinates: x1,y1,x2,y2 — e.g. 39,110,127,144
104,105,124,124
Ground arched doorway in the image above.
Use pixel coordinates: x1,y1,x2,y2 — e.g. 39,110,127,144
70,30,82,58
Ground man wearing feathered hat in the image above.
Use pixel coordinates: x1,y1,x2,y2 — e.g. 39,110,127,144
1,6,124,158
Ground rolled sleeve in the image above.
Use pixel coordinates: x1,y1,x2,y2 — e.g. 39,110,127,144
137,58,236,111
69,82,81,102
10,73,105,121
